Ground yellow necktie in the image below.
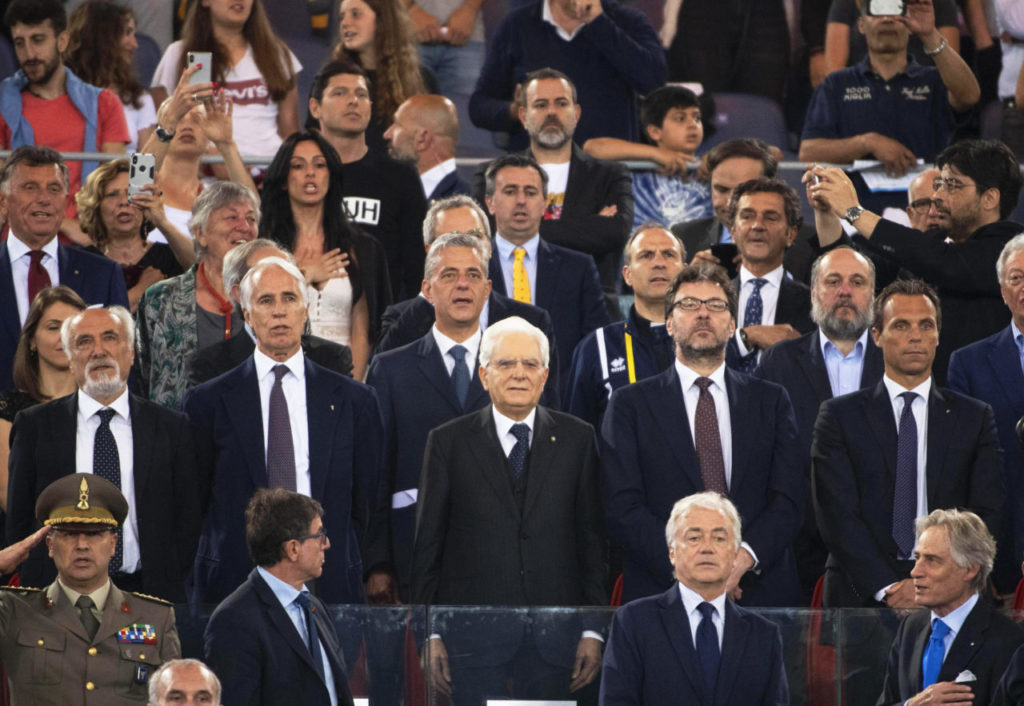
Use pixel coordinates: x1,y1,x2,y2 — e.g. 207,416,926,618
512,247,531,303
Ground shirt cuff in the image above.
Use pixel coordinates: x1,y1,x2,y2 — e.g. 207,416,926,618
741,541,760,572
582,630,604,643
874,583,897,603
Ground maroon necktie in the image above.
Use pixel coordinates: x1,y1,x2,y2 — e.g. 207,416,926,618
694,377,727,495
27,250,51,307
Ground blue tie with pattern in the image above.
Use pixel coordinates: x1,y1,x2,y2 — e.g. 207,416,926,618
739,278,767,372
449,344,470,408
893,391,918,559
509,423,530,480
295,591,326,682
921,618,950,688
94,408,123,572
696,602,720,699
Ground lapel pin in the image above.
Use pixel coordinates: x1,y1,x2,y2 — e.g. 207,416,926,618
330,404,335,411
550,436,556,442
44,597,53,609
121,601,130,613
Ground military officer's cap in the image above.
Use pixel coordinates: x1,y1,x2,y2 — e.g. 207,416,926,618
35,474,128,528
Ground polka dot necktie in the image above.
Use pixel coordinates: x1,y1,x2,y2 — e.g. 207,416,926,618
267,365,296,490
508,423,531,480
694,378,727,495
512,248,531,303
893,391,918,559
94,408,123,572
739,278,767,373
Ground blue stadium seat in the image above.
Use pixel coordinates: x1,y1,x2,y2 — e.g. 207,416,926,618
699,92,794,160
133,32,162,88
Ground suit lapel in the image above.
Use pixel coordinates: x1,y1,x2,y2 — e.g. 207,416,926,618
416,334,465,412
488,248,508,296
865,382,898,482
649,368,703,489
252,571,322,677
467,407,520,519
715,601,750,706
909,616,931,690
56,394,79,472
800,331,834,402
987,327,1024,419
305,360,334,502
925,387,954,510
938,600,988,683
775,278,797,324
0,243,20,347
657,588,705,701
128,396,154,501
862,337,885,388
725,370,751,491
522,407,557,520
223,359,267,488
534,240,559,310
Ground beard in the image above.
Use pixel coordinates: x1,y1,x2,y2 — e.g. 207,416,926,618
675,327,728,365
82,357,126,400
21,54,60,87
812,297,872,342
529,119,572,150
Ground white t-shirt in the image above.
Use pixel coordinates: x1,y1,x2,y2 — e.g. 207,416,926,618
540,161,570,220
123,93,157,152
151,40,301,159
147,203,193,244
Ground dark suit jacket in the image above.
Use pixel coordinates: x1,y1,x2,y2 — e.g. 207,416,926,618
489,238,608,385
186,333,354,387
601,366,804,606
993,642,1024,706
600,586,789,705
878,598,1024,706
812,381,1004,607
0,240,129,390
427,170,470,201
725,274,814,370
411,405,606,663
948,324,1024,593
472,145,634,300
204,569,354,706
182,356,383,605
375,291,562,407
6,392,199,602
673,217,819,285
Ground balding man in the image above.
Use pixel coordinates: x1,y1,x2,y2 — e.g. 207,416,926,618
905,168,950,233
148,659,222,706
384,95,470,200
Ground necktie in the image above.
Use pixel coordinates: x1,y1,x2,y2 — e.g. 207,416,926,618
76,595,100,640
739,278,767,373
509,423,530,480
893,391,918,559
449,344,470,408
921,618,950,688
94,408,123,572
267,365,296,490
512,247,531,303
27,250,51,308
295,591,326,682
1017,334,1024,378
694,378,727,495
696,602,720,699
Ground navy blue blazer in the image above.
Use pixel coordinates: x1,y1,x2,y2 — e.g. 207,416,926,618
812,381,1004,606
182,356,383,606
427,170,470,201
993,642,1024,706
600,586,789,705
489,237,608,385
878,598,1024,706
0,240,129,389
601,366,804,606
204,569,355,706
948,324,1024,593
725,274,814,370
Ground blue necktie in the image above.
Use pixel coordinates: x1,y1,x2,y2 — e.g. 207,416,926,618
696,602,720,699
94,408,123,572
921,618,950,688
893,391,918,559
295,591,326,683
509,423,530,480
739,278,767,372
450,344,470,408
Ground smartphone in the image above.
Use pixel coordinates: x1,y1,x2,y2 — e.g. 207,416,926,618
187,51,212,86
710,243,740,280
867,0,905,15
128,153,156,198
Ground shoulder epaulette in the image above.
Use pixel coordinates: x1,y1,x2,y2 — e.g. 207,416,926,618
0,585,41,593
129,591,173,606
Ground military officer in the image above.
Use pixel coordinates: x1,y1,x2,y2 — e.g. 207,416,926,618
0,473,180,705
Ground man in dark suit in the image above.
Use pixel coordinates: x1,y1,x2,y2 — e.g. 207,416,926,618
7,306,199,602
602,263,804,606
383,94,470,201
186,239,353,386
600,492,788,705
204,489,354,706
878,509,1024,706
673,138,817,284
183,257,382,606
472,69,633,315
755,246,884,601
483,153,609,388
0,145,129,390
411,316,606,704
947,233,1024,596
812,279,1003,610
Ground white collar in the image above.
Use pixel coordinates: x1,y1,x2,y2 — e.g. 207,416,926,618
7,232,59,262
678,581,727,620
420,158,457,197
431,324,482,359
674,358,728,392
77,386,130,421
882,374,932,403
738,264,784,288
253,347,306,381
491,404,537,438
542,0,586,40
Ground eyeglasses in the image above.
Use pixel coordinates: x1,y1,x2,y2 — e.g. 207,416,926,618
931,177,975,194
490,358,544,373
295,530,328,546
672,297,730,313
909,198,936,213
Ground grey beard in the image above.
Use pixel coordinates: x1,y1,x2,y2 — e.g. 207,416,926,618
812,300,871,342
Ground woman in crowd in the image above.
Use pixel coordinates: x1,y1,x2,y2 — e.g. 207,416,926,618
150,0,300,161
261,130,391,379
65,0,157,150
136,181,258,409
332,0,434,150
0,287,86,510
76,159,193,312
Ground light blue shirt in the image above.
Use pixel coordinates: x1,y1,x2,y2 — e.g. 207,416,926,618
821,330,869,398
495,233,539,303
256,567,339,706
929,592,978,664
678,582,726,649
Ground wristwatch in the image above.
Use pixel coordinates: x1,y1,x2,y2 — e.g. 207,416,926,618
843,205,865,225
155,124,175,143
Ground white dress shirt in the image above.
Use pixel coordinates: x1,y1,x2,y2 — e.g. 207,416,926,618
678,582,726,649
431,325,481,380
254,348,311,497
542,0,585,40
675,360,733,482
8,233,60,325
256,567,339,706
420,158,457,199
75,388,140,574
495,233,540,303
734,264,785,358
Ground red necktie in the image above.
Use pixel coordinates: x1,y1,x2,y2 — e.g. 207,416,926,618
27,250,51,307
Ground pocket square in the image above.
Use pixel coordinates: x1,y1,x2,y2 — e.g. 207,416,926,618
954,670,977,683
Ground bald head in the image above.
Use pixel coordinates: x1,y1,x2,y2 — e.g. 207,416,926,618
384,95,459,170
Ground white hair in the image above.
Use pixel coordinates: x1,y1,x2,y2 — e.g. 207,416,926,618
424,231,490,281
997,233,1024,283
238,256,308,312
60,305,135,358
147,658,222,704
665,492,742,548
479,316,549,368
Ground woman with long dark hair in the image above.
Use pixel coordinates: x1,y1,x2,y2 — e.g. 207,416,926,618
261,130,391,379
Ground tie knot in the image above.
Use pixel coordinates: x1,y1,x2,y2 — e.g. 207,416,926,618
513,247,526,263
273,364,289,383
697,601,716,620
76,595,95,611
96,408,116,425
295,591,312,609
511,422,530,445
696,377,713,392
900,391,917,406
931,618,950,640
449,344,467,364
28,250,46,265
750,278,767,292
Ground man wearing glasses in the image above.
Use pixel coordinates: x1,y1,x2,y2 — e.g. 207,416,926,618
204,488,354,706
602,263,804,607
808,138,1024,384
906,168,950,233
